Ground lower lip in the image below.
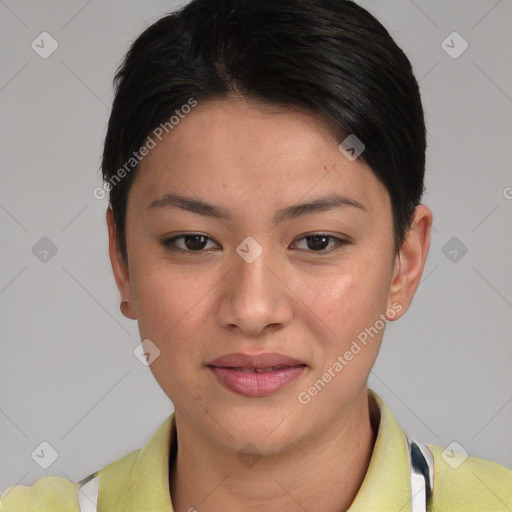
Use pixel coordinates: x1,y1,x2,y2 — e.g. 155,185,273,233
208,365,307,397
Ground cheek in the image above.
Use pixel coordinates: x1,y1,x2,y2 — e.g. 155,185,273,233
131,267,212,403
302,274,389,404
302,261,389,324
293,257,391,363
131,264,208,355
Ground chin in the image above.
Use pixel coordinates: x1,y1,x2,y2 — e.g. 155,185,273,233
211,409,302,451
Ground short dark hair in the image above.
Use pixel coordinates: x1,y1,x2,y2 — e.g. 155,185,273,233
102,0,426,264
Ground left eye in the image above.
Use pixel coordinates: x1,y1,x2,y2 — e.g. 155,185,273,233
292,234,347,253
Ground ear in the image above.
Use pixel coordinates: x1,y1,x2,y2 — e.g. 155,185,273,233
386,204,432,321
106,206,137,320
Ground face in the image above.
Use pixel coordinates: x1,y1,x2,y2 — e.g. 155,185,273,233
108,97,428,455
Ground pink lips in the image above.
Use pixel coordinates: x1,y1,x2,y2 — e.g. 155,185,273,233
206,352,307,397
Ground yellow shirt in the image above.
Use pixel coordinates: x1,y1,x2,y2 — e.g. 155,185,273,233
1,389,511,511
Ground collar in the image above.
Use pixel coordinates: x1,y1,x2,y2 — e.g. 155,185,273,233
115,388,412,511
348,389,412,510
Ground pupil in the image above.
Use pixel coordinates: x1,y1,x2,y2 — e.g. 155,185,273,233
185,235,207,250
308,235,329,251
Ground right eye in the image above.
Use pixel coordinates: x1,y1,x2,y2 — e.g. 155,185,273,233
160,233,219,254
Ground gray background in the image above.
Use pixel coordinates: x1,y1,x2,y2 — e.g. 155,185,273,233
1,0,511,492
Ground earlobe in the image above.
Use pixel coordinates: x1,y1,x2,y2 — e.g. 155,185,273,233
106,207,137,320
387,205,432,321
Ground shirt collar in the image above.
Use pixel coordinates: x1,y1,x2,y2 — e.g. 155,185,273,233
115,411,176,511
348,389,412,511
117,388,412,511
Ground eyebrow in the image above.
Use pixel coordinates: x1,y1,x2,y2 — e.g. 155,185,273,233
146,192,366,224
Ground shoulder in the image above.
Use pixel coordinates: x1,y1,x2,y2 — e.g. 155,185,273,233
0,449,140,512
0,476,80,512
427,443,512,510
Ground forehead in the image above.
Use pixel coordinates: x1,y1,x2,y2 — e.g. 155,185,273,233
129,97,390,220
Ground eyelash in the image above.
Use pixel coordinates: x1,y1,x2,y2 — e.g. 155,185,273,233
160,233,350,255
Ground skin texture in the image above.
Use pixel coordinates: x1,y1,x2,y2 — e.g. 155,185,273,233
107,97,432,512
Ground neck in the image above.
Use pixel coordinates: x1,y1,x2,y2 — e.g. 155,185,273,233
169,388,378,512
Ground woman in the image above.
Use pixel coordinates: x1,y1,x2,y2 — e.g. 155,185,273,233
2,0,511,510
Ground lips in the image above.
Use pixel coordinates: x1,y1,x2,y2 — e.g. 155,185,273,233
209,365,306,397
206,352,306,371
206,352,307,397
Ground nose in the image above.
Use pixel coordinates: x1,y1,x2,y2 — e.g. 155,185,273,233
216,242,293,337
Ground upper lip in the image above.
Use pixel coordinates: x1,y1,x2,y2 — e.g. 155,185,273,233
206,352,306,369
